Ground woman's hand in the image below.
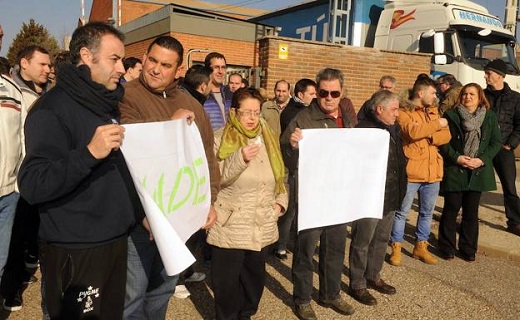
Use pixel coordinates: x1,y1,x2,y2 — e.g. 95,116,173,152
274,203,284,217
457,156,484,170
456,155,471,167
202,206,217,230
466,157,484,170
241,144,260,162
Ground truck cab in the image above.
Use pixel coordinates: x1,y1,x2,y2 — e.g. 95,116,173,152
373,0,520,91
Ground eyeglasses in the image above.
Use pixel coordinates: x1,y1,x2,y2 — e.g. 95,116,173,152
318,89,341,98
237,110,261,117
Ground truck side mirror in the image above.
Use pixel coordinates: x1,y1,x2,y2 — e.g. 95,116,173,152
434,55,447,65
433,33,444,54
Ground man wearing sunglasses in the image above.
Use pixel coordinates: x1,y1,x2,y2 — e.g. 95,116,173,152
281,68,355,320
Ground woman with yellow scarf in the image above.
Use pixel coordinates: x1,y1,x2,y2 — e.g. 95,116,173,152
207,87,288,320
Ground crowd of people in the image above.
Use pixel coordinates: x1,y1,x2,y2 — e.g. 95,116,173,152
1,20,520,320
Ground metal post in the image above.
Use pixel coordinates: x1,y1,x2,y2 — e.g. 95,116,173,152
329,0,351,44
505,0,518,34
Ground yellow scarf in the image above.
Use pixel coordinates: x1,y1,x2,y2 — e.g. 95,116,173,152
217,110,286,195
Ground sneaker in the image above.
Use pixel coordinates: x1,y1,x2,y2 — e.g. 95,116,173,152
319,293,355,315
274,249,288,260
185,272,206,282
3,295,23,312
294,303,317,320
173,285,191,299
24,253,39,269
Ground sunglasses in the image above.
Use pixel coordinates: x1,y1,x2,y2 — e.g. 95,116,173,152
318,89,341,98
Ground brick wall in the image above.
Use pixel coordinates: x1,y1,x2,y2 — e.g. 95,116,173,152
124,35,430,110
124,32,257,74
258,37,431,110
121,1,164,25
89,0,112,23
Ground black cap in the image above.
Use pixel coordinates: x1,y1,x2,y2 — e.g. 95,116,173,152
485,59,507,76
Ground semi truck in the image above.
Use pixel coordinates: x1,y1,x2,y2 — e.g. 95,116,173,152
252,0,520,90
373,0,520,90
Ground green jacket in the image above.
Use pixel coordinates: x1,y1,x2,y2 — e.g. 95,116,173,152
440,107,502,192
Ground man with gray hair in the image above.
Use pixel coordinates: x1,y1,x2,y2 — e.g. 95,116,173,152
357,75,397,121
348,90,406,306
281,68,355,320
378,75,397,92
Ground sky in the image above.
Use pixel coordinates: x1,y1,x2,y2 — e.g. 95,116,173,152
0,0,513,56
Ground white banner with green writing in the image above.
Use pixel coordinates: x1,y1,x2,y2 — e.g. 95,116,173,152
121,119,211,276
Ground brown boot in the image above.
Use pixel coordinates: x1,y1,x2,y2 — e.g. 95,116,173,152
388,242,402,266
412,241,438,264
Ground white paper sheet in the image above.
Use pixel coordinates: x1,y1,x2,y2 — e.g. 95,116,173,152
298,128,389,232
121,120,211,275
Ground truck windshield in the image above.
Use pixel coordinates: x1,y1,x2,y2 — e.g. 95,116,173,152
456,26,519,74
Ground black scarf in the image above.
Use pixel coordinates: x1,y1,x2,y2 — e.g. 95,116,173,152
56,63,124,122
179,83,208,106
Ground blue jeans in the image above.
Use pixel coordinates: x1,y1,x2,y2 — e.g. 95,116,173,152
0,192,20,285
391,182,440,243
124,224,179,320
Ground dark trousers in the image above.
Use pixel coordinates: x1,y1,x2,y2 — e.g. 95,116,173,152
438,191,482,257
41,236,127,320
0,197,39,298
349,212,394,290
178,230,205,283
292,223,347,305
276,174,297,252
211,246,267,320
493,148,520,227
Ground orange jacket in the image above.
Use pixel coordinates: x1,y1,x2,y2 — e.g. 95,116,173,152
398,105,451,183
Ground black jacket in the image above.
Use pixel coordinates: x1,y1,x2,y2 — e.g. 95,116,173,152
179,83,207,106
356,114,407,213
280,100,354,174
18,64,143,246
280,98,306,136
484,82,520,148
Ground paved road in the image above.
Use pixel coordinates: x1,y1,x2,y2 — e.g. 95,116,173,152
3,162,520,320
5,234,519,320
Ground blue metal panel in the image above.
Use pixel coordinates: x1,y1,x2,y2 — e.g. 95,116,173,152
353,0,384,24
255,4,329,41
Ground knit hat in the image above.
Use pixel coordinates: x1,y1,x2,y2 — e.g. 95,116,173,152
485,59,507,76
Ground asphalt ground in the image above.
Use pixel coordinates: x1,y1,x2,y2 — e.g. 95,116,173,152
2,161,520,320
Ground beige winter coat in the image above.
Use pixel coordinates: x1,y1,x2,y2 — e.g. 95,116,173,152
207,128,288,251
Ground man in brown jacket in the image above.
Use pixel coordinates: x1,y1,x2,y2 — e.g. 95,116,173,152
119,35,220,319
389,77,451,266
438,74,462,114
